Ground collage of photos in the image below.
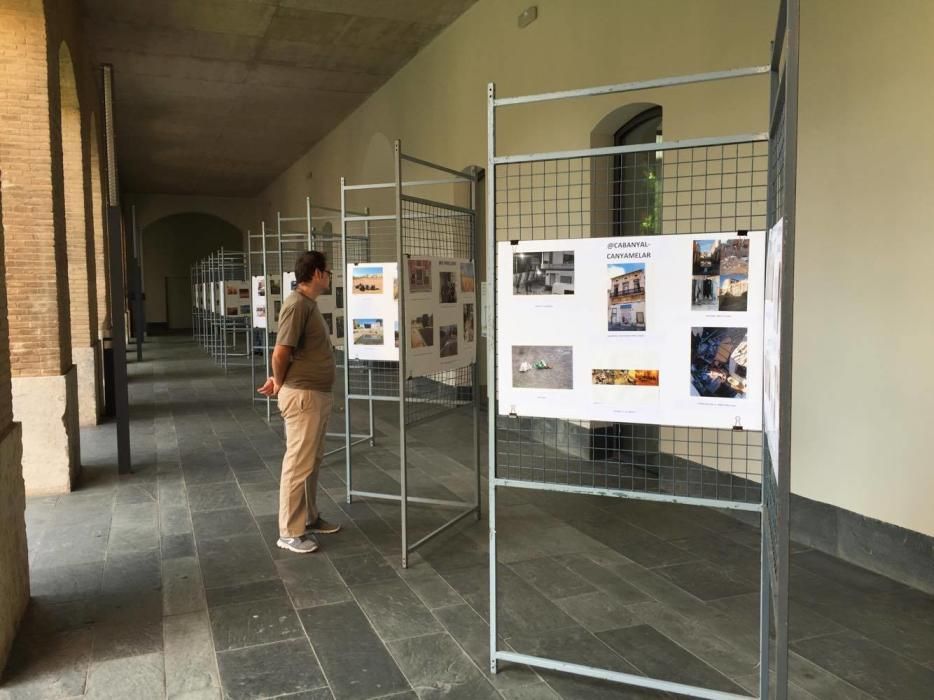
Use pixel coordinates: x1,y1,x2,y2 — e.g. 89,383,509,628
607,263,646,331
353,318,383,345
511,345,574,390
691,238,750,311
513,251,575,295
690,327,748,398
353,266,383,294
591,369,660,386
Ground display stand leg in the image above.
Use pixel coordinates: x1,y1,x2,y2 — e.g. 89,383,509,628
759,519,771,700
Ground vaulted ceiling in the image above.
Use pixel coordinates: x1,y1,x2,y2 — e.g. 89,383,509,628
81,0,478,196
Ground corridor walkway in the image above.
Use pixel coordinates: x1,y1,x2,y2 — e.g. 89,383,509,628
1,338,932,699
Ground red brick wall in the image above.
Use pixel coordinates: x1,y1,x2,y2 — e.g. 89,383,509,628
0,0,72,377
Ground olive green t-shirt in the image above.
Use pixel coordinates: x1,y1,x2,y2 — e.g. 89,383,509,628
277,291,335,392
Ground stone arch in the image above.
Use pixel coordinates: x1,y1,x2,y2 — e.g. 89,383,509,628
589,102,663,237
58,40,99,425
141,212,242,331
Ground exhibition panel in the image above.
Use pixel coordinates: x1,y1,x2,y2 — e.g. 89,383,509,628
341,141,482,568
190,248,251,372
486,1,799,694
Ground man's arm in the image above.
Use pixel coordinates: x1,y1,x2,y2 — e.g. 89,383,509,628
270,344,292,389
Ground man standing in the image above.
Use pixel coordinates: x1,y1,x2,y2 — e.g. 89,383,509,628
258,251,341,554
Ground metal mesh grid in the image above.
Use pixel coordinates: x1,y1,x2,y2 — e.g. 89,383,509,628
493,142,769,506
400,196,476,426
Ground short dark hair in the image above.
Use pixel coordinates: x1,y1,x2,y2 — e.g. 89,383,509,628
294,251,327,284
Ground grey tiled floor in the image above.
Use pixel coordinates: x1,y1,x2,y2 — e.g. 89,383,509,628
2,337,933,699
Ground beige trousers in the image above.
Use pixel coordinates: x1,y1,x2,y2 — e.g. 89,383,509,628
278,386,333,538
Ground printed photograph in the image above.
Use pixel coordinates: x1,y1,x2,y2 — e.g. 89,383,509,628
440,271,458,304
256,279,266,297
512,345,574,390
513,251,575,295
273,300,282,321
226,284,239,296
720,238,750,276
690,327,748,398
410,313,434,349
336,287,343,309
226,306,238,316
692,240,721,276
290,278,298,291
336,316,344,339
607,263,646,331
408,259,432,293
270,278,281,296
691,275,718,309
718,274,749,312
394,321,399,348
255,305,266,319
440,324,458,358
239,288,250,299
463,303,475,343
323,312,333,336
353,318,384,345
239,304,251,315
592,369,660,386
460,262,476,293
393,276,399,300
352,266,384,294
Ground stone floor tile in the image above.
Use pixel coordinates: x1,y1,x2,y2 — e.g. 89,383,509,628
388,632,498,699
84,652,165,700
299,601,410,700
216,638,326,700
164,611,221,698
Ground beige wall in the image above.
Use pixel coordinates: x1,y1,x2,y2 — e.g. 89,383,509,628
260,0,934,538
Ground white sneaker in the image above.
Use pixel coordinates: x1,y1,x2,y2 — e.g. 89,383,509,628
276,535,319,554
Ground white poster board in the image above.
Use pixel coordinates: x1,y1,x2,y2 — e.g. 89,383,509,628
496,232,765,430
403,256,477,378
763,219,783,474
346,263,399,361
251,275,281,331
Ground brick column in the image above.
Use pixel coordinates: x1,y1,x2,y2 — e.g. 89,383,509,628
0,181,30,677
0,0,80,494
60,44,100,426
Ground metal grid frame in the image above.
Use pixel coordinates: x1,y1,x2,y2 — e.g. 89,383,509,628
247,199,375,459
761,1,799,696
191,248,251,371
341,140,482,568
486,5,798,695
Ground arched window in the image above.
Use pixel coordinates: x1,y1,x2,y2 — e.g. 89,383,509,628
613,106,662,236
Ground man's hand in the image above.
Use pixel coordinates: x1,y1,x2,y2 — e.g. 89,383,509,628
257,377,281,396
